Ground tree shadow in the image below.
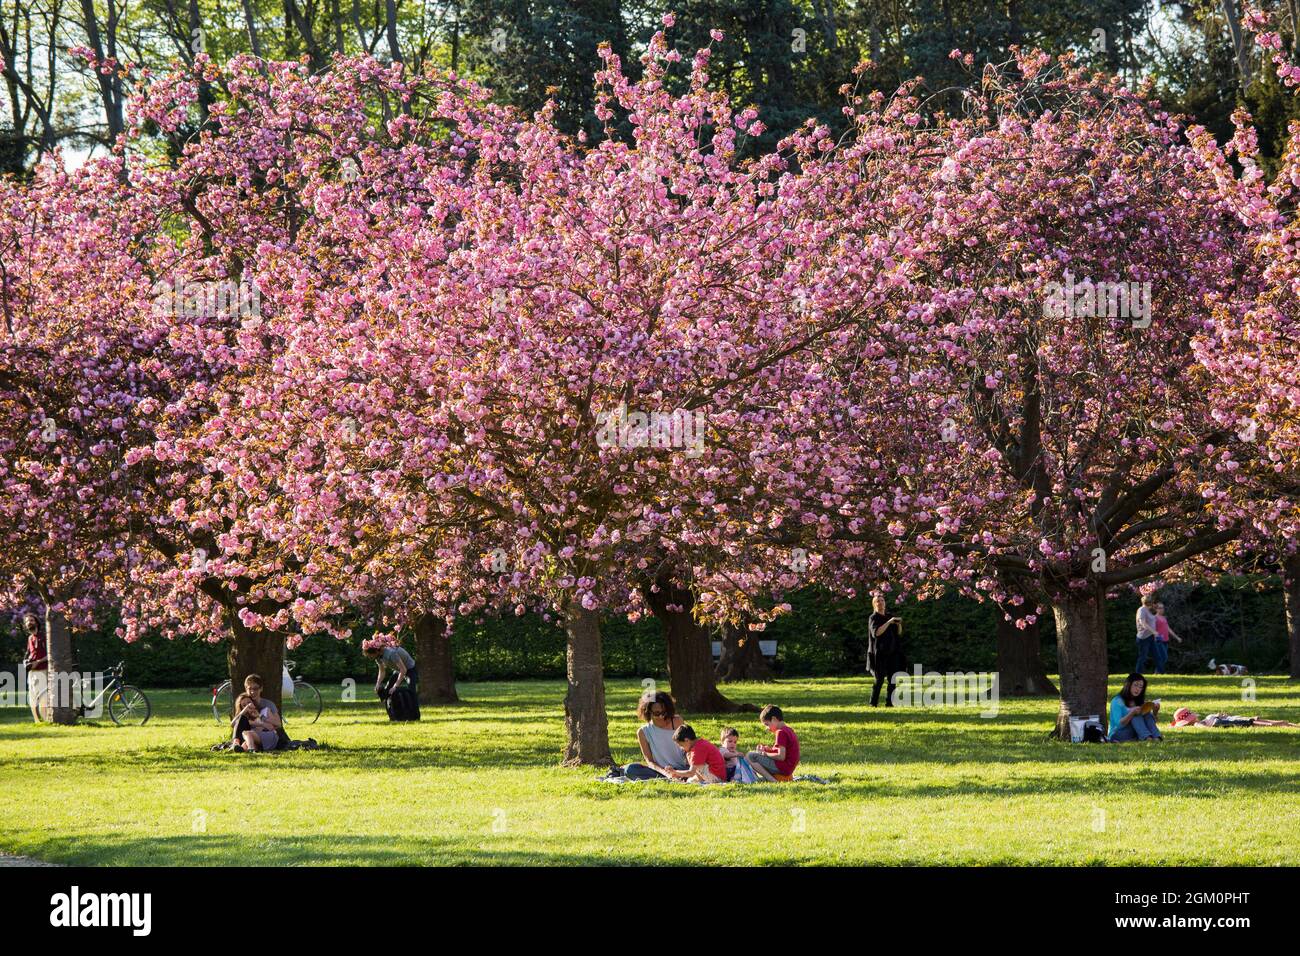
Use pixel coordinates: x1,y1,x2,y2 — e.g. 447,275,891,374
20,832,676,867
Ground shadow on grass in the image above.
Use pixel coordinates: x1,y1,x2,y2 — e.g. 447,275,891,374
21,832,674,867
14,720,1297,780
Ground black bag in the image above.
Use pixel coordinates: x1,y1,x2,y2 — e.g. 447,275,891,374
384,684,421,721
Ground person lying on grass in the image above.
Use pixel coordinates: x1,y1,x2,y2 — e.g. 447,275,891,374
663,724,727,784
746,704,800,780
1169,708,1300,729
1109,673,1162,742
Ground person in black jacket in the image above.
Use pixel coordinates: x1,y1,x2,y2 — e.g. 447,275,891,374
868,593,906,707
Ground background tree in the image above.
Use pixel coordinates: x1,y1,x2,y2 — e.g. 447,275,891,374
859,52,1275,735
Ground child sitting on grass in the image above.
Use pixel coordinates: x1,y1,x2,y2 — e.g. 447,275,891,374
719,727,741,781
665,724,727,784
746,704,800,781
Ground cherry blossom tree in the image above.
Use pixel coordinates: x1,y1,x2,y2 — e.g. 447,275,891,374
201,20,930,763
0,158,160,722
842,52,1275,735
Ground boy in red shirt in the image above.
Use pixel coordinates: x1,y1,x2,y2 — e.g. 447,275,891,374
747,704,800,781
667,725,727,784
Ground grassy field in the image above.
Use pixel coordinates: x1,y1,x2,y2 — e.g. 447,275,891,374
1,675,1297,865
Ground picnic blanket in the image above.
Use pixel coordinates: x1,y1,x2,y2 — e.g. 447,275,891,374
597,769,834,785
212,736,322,752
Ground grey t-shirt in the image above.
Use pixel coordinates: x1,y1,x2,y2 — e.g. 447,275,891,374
381,646,416,670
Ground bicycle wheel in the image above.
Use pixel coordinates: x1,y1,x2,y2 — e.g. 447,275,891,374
212,681,232,721
290,679,322,724
108,685,151,726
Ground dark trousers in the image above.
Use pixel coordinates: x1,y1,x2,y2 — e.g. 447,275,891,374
1135,637,1156,674
622,763,668,780
870,671,896,707
383,666,419,694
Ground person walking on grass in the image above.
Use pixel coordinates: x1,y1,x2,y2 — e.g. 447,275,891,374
868,593,906,707
1134,593,1159,673
1109,673,1162,742
1152,602,1182,674
746,704,800,781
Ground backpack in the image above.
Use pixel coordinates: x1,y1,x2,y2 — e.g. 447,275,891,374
385,684,421,721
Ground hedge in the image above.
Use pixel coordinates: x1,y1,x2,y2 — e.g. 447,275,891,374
0,578,1289,689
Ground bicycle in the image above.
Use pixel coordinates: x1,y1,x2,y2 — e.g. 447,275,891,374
34,661,152,726
211,659,322,724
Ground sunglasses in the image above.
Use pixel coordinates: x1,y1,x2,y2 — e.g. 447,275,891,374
650,708,665,717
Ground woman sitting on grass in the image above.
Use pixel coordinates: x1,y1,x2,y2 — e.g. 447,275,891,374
1109,673,1162,742
619,690,688,780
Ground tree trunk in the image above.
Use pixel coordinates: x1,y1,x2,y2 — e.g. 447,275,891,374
561,604,612,767
1050,588,1109,738
641,576,753,712
43,606,77,725
414,613,458,704
995,602,1057,696
716,621,774,683
227,618,285,716
1286,553,1300,680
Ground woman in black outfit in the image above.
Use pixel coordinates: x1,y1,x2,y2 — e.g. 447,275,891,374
868,593,906,707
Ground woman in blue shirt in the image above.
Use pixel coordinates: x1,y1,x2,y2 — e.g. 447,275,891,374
1110,672,1162,741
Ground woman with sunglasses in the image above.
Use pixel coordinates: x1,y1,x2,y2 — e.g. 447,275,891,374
619,690,689,780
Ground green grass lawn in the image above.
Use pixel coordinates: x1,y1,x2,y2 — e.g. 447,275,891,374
1,675,1297,865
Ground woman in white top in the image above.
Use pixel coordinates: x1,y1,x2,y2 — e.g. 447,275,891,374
1134,593,1159,674
619,691,688,780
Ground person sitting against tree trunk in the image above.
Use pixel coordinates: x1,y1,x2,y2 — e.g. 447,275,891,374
231,693,276,752
364,640,418,698
616,690,688,780
1109,673,1162,742
22,613,46,724
1169,707,1300,728
230,675,284,752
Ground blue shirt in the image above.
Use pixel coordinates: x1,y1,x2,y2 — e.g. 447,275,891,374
1109,695,1130,736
